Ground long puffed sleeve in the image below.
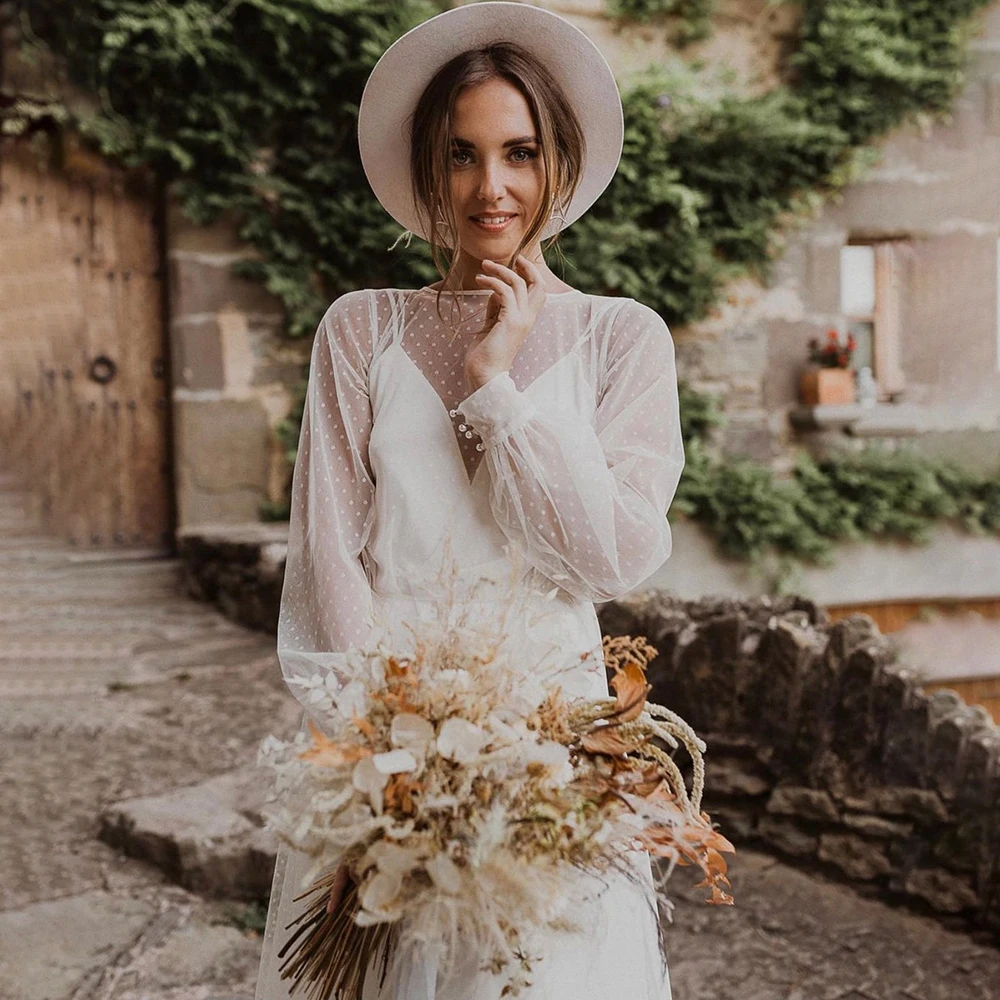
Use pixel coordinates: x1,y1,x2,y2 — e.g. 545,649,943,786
276,290,378,715
456,299,684,604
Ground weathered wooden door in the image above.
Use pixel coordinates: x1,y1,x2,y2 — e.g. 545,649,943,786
0,146,173,551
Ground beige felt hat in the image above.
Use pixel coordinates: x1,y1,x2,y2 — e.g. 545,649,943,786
357,1,624,244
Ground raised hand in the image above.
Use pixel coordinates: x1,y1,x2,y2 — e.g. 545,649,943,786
464,255,547,391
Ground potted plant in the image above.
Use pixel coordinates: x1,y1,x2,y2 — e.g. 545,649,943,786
800,329,857,405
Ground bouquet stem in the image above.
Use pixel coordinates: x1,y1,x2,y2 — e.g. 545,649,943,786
277,868,397,1000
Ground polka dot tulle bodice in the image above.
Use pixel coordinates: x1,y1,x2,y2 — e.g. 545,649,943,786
256,284,685,1000
274,284,685,707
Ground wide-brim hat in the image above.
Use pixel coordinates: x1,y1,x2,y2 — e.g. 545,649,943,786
357,1,624,245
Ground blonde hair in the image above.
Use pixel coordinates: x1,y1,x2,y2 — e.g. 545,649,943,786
408,41,586,329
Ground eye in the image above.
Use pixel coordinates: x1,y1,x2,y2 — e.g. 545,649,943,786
449,147,538,166
510,147,538,163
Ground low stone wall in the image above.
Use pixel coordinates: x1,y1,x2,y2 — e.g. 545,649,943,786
177,524,1000,933
176,522,287,633
601,593,1000,934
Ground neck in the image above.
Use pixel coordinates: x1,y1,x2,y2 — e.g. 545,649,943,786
441,245,564,292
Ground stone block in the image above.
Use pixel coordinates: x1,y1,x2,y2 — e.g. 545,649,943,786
174,398,271,528
870,662,921,785
841,812,914,839
177,523,289,632
753,617,821,755
831,642,891,773
704,755,772,798
841,787,948,825
721,418,773,462
903,867,979,914
930,818,989,876
168,251,282,320
704,804,757,842
957,728,1000,805
879,686,933,788
99,766,277,900
166,198,249,255
818,832,892,881
171,316,225,391
766,785,840,822
928,701,996,802
756,815,818,858
669,613,753,732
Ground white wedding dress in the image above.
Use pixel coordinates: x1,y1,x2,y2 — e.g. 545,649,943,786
254,284,685,1000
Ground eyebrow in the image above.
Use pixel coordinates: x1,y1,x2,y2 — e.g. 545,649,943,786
451,135,539,149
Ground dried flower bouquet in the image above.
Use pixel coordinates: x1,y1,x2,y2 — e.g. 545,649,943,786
258,577,734,1000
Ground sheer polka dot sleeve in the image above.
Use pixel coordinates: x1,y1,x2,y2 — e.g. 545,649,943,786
276,291,377,715
456,299,685,603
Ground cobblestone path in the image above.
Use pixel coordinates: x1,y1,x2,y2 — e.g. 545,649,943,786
0,471,293,998
1,469,999,999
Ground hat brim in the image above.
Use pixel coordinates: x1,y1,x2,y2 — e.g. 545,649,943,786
358,1,623,245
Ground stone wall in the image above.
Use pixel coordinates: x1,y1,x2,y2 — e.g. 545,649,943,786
167,203,311,529
600,592,1000,933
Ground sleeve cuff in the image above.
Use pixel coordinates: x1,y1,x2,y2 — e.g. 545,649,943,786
456,371,538,446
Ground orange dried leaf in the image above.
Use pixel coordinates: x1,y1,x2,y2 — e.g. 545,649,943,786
609,663,651,722
297,719,372,767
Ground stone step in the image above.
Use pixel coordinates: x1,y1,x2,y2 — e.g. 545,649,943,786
99,767,278,901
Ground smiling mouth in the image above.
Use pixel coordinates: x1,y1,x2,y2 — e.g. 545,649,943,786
470,214,518,232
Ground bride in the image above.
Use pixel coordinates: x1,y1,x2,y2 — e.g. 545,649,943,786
254,3,685,997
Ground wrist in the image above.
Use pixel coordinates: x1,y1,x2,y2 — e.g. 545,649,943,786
465,367,506,392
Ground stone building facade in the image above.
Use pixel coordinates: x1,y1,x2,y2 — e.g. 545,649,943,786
166,0,1000,529
3,1,998,535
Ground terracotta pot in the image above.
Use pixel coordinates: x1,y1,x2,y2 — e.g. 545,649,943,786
800,367,855,405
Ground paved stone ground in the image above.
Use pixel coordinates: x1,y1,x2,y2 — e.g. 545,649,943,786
0,471,295,999
3,468,1000,1000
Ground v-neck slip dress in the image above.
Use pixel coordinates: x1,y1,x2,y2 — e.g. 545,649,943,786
254,285,685,1000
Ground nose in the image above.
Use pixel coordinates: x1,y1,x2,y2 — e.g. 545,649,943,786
477,157,506,203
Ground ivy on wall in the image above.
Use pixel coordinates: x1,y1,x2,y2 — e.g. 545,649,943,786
7,0,1000,564
605,0,715,47
676,414,1000,568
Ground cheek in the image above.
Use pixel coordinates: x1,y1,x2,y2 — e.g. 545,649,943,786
518,166,545,209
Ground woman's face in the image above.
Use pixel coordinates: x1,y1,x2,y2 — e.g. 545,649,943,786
447,77,547,260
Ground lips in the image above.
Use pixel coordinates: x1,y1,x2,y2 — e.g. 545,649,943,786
470,213,517,233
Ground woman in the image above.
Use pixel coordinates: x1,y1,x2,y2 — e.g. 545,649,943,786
255,3,685,998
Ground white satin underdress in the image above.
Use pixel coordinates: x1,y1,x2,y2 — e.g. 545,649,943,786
254,283,685,1000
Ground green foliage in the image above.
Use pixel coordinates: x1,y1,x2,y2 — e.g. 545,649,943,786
605,0,716,46
677,378,724,444
674,391,1000,566
792,0,992,146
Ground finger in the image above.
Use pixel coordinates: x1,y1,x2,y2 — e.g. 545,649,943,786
327,864,350,914
474,273,518,312
516,256,545,300
483,258,528,310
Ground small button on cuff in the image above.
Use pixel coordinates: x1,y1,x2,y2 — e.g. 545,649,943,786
458,423,467,431
475,442,485,451
464,431,474,439
448,408,458,417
